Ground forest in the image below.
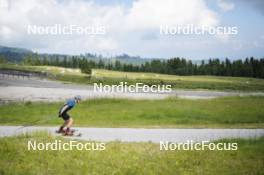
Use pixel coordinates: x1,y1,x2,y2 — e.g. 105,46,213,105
18,53,264,79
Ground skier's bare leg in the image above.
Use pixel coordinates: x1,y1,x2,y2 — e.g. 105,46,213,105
65,118,73,128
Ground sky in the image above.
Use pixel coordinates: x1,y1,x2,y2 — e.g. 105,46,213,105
0,0,263,60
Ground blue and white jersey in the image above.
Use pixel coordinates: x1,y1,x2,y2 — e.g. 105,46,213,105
66,99,76,108
59,99,75,116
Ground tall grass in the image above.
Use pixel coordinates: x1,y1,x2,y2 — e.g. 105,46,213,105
0,133,263,175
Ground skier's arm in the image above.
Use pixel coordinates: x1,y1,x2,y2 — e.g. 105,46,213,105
59,104,69,115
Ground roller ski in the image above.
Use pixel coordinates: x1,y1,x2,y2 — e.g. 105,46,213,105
56,127,82,137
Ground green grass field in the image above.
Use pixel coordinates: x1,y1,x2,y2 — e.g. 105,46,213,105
0,132,263,175
92,69,264,91
1,64,264,91
0,96,263,128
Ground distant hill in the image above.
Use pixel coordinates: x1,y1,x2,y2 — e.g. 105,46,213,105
113,54,154,65
0,45,204,65
0,45,155,65
0,45,32,63
81,53,154,65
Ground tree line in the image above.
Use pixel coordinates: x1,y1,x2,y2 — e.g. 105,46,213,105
21,53,264,78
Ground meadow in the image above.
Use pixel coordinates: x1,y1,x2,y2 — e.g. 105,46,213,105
1,64,264,91
0,132,263,175
0,96,263,128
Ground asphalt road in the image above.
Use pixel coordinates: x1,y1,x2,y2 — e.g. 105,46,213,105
0,126,263,143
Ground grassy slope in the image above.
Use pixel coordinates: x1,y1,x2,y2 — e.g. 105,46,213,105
0,133,263,175
93,69,264,91
1,64,264,91
0,96,263,128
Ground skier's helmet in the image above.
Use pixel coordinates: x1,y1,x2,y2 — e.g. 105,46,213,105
74,95,82,101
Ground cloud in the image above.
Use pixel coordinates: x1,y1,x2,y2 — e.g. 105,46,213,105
0,0,219,57
127,0,218,29
217,0,234,12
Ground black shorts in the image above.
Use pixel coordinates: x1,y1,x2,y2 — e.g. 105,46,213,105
59,105,72,121
61,112,70,121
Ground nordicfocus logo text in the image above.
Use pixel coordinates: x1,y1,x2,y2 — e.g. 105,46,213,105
160,140,238,151
28,140,106,151
27,24,106,35
160,25,238,36
94,82,172,93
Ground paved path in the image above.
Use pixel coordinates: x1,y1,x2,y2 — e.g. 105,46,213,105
0,126,263,143
1,77,264,102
